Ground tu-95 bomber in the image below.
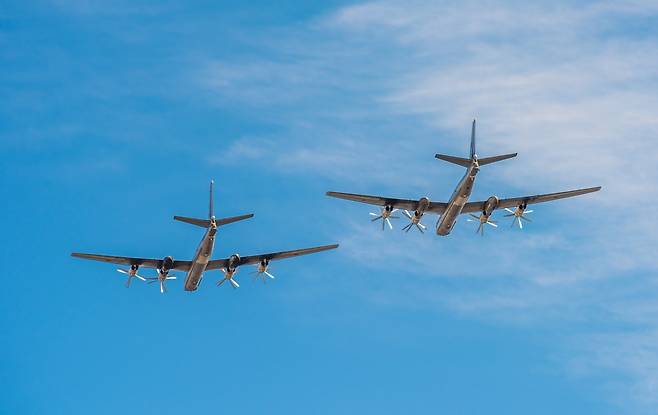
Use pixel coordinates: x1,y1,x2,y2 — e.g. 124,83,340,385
327,120,601,236
72,181,338,293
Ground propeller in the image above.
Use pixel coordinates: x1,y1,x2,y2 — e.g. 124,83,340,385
401,210,426,233
116,267,146,288
467,214,498,236
251,262,275,284
369,206,399,231
504,207,533,229
218,268,240,289
145,272,176,294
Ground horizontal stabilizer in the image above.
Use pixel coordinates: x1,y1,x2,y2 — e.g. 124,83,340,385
434,154,472,167
174,216,211,228
174,213,254,228
215,213,254,226
477,153,517,166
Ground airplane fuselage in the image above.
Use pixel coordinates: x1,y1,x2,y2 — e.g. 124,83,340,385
436,162,479,236
183,225,217,291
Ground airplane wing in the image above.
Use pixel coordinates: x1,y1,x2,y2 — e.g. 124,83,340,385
461,186,602,214
206,244,339,270
71,253,194,271
326,191,448,214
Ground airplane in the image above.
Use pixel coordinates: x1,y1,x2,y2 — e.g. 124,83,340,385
72,180,339,293
327,120,601,236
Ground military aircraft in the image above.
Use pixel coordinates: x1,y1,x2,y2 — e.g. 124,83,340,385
72,181,338,293
327,120,601,236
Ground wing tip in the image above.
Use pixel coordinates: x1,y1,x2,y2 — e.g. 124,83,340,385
581,186,602,194
309,243,339,252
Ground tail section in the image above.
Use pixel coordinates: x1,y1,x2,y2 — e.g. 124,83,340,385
174,216,211,228
209,179,214,219
470,119,477,160
434,154,471,167
476,153,517,166
215,213,254,226
174,179,253,228
435,119,517,167
174,213,254,228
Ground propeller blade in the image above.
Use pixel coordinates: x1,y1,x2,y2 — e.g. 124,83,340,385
402,210,413,220
386,217,393,230
264,271,275,279
416,224,425,234
230,279,240,289
487,222,498,228
125,276,132,288
519,218,523,229
166,276,176,280
371,215,383,222
504,208,515,214
525,210,533,214
160,281,166,294
117,269,146,282
217,278,226,286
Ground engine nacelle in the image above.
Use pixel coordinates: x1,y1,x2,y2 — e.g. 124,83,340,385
258,258,270,273
416,197,430,217
483,196,499,217
160,256,174,273
228,254,241,271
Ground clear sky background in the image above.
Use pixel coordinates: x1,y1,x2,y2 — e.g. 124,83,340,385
2,1,658,414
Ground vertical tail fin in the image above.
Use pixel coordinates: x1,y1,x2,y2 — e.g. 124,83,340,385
209,179,214,219
470,119,477,160
435,119,517,167
174,179,253,228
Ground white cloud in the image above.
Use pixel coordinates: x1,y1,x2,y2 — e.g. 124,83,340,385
196,0,658,409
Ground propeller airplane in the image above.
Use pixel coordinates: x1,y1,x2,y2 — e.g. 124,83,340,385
72,180,338,293
327,120,601,236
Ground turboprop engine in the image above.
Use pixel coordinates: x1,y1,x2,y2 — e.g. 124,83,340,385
402,197,430,233
218,254,241,289
483,196,499,217
116,264,146,288
145,256,177,293
468,196,499,236
369,205,400,231
504,202,533,229
252,258,275,284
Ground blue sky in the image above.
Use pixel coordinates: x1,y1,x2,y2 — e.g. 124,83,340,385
2,1,658,413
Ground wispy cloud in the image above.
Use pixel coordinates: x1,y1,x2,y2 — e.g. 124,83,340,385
195,0,658,409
